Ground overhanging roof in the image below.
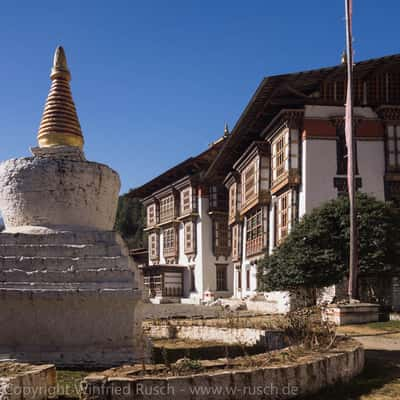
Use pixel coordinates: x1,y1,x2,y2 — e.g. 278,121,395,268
128,138,226,199
204,53,400,182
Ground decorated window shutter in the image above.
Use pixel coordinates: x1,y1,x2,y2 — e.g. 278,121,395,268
242,160,257,206
149,232,159,260
276,190,295,243
272,147,277,181
184,221,196,254
232,225,237,259
147,204,156,227
181,187,192,215
287,190,292,231
272,130,289,182
229,184,237,219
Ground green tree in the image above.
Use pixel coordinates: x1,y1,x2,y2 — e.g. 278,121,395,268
258,193,400,292
114,195,146,249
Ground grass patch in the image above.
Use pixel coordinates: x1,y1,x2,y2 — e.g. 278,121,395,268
365,320,400,332
57,370,90,399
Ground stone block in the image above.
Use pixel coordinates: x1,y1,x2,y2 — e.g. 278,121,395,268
323,303,380,325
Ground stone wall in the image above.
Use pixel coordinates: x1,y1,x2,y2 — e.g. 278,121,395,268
82,341,364,400
136,302,226,320
0,290,144,368
146,323,285,348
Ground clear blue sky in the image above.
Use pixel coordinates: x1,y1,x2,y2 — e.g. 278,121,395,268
0,0,398,193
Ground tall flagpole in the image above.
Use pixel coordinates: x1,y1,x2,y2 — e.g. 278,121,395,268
345,0,359,301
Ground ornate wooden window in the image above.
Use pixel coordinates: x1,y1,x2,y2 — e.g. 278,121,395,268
147,203,157,227
246,208,264,257
231,224,241,261
276,191,296,244
272,131,288,183
184,221,196,254
181,187,194,216
209,185,228,211
216,265,228,291
242,161,258,207
229,183,237,222
160,195,175,223
213,217,230,257
148,232,159,261
163,226,177,257
387,125,400,171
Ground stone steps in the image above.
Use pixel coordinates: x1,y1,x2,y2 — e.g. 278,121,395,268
0,268,133,283
0,231,118,245
0,281,135,290
0,244,122,257
0,231,137,292
0,255,129,271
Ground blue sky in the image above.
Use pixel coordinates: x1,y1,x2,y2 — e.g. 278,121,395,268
0,0,399,193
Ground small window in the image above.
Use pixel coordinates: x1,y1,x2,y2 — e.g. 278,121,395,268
216,265,228,291
246,269,250,290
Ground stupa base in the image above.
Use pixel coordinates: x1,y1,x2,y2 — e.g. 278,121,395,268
0,230,146,368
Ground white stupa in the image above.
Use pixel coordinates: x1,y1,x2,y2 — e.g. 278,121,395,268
0,47,143,367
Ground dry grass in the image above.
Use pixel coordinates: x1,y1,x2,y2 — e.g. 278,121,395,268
0,362,32,377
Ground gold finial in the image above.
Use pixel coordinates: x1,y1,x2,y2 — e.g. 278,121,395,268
224,122,230,137
37,46,84,149
341,51,347,65
51,46,70,80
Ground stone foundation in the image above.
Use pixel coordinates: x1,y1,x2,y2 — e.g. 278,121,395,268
0,231,144,367
145,323,285,348
82,341,364,400
0,363,56,400
324,303,380,325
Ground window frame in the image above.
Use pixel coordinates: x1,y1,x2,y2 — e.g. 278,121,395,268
216,265,228,292
159,195,175,223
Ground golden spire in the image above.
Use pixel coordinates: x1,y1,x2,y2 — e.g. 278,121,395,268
224,122,230,137
37,46,84,149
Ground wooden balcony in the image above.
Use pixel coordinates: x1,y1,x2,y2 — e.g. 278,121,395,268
270,169,300,195
246,236,264,257
240,190,271,216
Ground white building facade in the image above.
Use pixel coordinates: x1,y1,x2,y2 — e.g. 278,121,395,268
132,138,234,304
133,54,400,310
